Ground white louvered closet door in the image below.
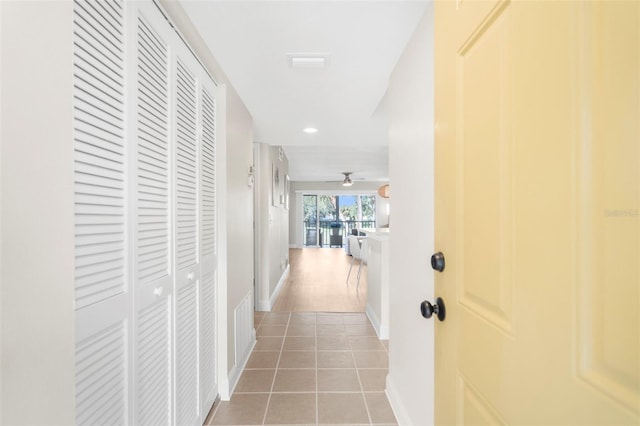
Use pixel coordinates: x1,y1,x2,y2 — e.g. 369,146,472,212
200,80,218,415
133,3,173,425
73,1,129,424
174,50,202,426
74,1,219,425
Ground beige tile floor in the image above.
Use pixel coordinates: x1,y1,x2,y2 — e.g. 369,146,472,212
205,311,396,425
271,248,368,312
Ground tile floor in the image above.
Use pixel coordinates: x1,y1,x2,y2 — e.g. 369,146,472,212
271,248,368,313
205,311,397,425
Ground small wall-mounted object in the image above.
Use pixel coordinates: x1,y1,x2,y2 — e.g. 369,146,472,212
377,184,390,198
247,165,255,187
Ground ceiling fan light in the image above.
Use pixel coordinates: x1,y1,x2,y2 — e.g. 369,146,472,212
341,171,354,186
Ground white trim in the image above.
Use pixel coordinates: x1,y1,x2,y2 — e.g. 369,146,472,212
256,264,290,311
253,143,262,316
215,85,229,404
218,377,230,401
386,375,413,426
154,0,218,86
366,302,389,339
256,300,271,311
224,332,256,401
270,264,289,308
289,244,299,249
379,323,389,340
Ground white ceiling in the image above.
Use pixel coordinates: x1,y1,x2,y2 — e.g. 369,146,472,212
181,1,428,182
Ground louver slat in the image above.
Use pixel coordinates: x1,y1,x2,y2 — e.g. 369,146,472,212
74,0,126,311
200,85,217,412
200,270,217,405
137,16,170,285
201,90,216,256
176,284,199,425
76,322,127,426
176,60,198,270
134,13,172,426
73,1,128,422
136,300,171,426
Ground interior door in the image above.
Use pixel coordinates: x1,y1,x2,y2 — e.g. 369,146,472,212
200,80,218,418
174,51,202,426
133,4,173,425
434,1,639,424
73,1,129,423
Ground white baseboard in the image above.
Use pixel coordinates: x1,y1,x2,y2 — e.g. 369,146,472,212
218,377,230,401
379,323,389,340
386,375,413,426
366,303,389,339
289,243,299,248
257,265,290,311
256,299,271,311
226,332,256,400
270,264,289,307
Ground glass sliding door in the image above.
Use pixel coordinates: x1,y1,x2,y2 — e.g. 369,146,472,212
318,195,336,246
303,195,318,246
360,195,376,226
303,193,377,248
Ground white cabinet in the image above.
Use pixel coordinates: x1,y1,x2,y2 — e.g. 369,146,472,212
73,1,219,424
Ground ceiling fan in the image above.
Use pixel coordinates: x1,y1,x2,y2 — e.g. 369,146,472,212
324,172,366,186
341,172,354,187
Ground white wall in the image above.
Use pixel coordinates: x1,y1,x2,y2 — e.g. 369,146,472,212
0,2,75,424
268,147,289,298
256,144,290,311
386,5,435,426
223,88,254,372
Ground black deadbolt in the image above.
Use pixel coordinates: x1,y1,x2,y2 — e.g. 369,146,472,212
420,297,446,321
431,252,445,272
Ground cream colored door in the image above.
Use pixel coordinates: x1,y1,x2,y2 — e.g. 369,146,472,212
434,1,639,424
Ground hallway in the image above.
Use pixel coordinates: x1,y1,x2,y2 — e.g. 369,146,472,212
272,248,368,313
205,311,395,425
207,247,392,425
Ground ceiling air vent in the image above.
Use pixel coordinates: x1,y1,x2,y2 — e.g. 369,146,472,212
287,53,330,68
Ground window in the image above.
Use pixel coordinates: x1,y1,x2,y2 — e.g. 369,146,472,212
303,194,376,247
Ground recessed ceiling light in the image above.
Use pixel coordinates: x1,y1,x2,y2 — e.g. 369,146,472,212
303,127,318,134
292,57,325,67
287,53,330,68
